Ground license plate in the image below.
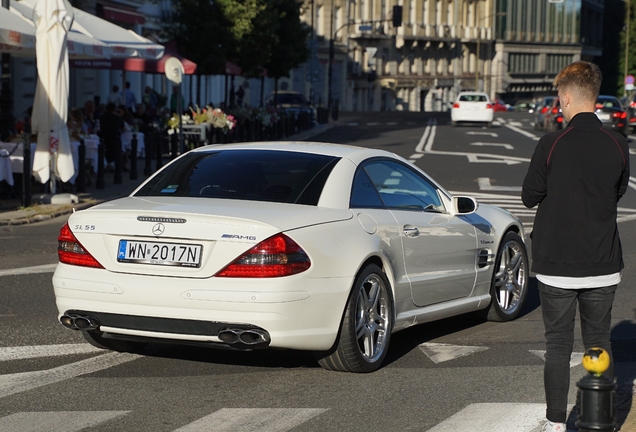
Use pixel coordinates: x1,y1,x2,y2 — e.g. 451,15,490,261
117,240,202,267
596,112,611,121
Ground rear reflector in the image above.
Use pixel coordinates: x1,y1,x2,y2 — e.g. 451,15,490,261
453,103,460,108
215,233,310,278
58,223,104,268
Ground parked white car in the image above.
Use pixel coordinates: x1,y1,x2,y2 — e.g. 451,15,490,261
451,91,494,127
54,142,528,373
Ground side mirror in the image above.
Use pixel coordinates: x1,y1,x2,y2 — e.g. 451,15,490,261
452,196,478,215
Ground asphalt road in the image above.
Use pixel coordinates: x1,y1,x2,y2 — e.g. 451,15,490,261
0,111,635,431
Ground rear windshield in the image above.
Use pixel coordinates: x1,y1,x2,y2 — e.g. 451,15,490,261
597,97,622,109
459,94,487,102
135,150,339,205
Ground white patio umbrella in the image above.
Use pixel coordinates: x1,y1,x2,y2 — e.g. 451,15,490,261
30,0,74,188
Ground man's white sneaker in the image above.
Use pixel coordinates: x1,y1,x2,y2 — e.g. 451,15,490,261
542,421,567,432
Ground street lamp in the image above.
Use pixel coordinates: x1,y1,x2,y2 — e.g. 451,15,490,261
328,20,355,118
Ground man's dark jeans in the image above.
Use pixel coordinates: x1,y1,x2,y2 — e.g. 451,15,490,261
538,281,616,423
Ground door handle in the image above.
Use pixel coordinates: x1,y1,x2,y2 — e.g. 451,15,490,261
403,225,419,237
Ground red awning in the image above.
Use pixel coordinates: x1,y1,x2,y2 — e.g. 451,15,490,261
71,43,197,74
99,5,145,25
225,61,242,76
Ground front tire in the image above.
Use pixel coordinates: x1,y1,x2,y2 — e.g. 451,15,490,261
485,232,529,322
315,264,393,373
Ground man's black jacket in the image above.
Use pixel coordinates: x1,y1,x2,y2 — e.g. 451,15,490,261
522,112,630,277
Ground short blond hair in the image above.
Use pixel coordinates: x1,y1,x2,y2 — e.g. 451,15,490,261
553,61,601,102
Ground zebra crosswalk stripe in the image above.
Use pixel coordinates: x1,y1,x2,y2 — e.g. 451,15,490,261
0,411,130,432
173,408,328,432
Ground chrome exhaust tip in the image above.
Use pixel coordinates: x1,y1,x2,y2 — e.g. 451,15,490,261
59,314,99,331
218,328,270,346
218,330,240,344
239,330,269,344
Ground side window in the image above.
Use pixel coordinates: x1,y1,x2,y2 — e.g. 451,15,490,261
350,167,385,208
362,160,444,212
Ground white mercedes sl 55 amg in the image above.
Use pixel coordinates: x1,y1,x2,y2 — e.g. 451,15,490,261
53,141,528,373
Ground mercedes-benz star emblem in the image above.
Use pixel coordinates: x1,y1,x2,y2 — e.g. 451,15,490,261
152,223,165,236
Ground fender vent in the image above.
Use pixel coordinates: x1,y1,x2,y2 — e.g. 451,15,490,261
477,249,494,268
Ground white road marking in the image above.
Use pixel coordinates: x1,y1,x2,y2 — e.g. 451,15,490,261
529,350,584,367
508,121,524,127
366,122,380,126
387,122,398,125
409,153,424,159
426,403,552,432
478,177,521,191
0,264,57,277
471,142,514,150
419,342,489,364
0,411,130,432
0,344,102,362
416,125,530,165
173,408,328,432
0,352,140,399
503,123,541,140
466,131,498,137
628,176,636,191
466,154,524,165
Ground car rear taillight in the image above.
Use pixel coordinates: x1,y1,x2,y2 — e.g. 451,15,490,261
453,102,460,108
486,103,493,109
215,233,311,278
551,107,559,114
557,116,563,123
595,103,604,109
58,223,104,268
612,111,627,119
541,107,549,114
631,101,636,108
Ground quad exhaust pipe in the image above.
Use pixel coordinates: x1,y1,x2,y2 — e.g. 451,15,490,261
217,328,270,346
60,313,99,331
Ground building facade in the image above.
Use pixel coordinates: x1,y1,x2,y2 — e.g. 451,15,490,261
298,0,604,112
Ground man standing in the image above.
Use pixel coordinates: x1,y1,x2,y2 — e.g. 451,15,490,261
522,61,629,432
123,81,137,112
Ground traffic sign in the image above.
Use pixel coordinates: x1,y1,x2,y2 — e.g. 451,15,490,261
358,25,372,31
626,75,635,85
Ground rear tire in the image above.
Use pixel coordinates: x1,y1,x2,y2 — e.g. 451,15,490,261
82,330,146,353
315,264,393,373
485,232,529,322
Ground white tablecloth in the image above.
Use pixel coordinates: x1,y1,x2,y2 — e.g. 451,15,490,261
0,149,13,186
83,137,100,170
121,132,145,157
0,141,81,184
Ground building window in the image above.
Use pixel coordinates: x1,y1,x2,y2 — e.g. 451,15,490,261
547,54,573,73
508,53,538,73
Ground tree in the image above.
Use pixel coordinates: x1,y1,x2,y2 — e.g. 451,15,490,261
165,0,310,79
614,0,636,97
262,0,311,80
164,0,234,75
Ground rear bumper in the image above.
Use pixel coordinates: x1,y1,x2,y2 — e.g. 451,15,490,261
53,263,353,351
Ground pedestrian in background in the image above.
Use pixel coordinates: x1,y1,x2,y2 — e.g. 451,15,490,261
83,100,97,134
99,102,125,171
107,85,122,106
123,81,137,112
522,61,630,432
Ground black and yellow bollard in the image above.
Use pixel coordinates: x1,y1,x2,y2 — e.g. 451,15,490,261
576,347,616,432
